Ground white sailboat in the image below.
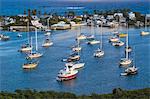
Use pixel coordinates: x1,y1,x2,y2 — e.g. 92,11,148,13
27,28,43,59
87,24,100,45
72,26,82,52
94,23,104,57
140,15,150,36
19,20,32,52
120,23,132,66
121,47,138,76
42,33,53,47
125,24,132,53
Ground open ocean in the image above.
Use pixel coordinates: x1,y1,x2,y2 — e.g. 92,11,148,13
0,0,150,16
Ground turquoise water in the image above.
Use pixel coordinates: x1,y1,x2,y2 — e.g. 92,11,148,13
0,26,149,94
0,0,150,15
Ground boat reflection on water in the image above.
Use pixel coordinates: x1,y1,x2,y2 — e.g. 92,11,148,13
57,78,76,88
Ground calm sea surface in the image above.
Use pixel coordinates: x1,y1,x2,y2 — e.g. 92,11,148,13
0,26,150,95
0,0,150,15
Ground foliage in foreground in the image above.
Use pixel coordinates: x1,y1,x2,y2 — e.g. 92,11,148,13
0,88,149,99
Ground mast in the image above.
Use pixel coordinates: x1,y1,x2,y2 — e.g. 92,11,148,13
100,23,103,50
145,15,147,31
126,23,129,59
31,37,32,53
27,20,30,44
47,18,50,30
35,28,38,51
77,26,80,56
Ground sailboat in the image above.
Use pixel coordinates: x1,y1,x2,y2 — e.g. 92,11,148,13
22,61,39,69
140,15,150,36
121,47,138,76
125,24,132,53
22,37,39,69
72,26,82,52
120,23,132,66
27,28,43,59
94,23,104,57
87,24,100,45
19,20,32,52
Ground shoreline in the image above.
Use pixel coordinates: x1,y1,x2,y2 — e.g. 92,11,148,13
0,88,149,98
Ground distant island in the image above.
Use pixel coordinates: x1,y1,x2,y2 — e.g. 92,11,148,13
0,88,149,99
0,8,149,32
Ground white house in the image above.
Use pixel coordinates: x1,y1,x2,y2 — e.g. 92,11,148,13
129,12,136,20
114,13,123,17
31,20,44,28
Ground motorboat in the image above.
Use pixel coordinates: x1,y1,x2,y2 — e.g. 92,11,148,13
120,66,138,76
65,62,85,70
42,39,53,47
109,36,119,42
23,61,38,69
140,31,150,36
56,65,78,81
120,58,132,66
94,48,104,57
112,41,124,46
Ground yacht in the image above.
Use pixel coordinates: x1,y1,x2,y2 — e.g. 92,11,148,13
56,65,78,81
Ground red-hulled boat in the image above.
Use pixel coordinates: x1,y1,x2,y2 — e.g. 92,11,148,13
56,65,78,81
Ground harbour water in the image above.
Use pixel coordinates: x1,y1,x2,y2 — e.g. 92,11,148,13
0,26,149,95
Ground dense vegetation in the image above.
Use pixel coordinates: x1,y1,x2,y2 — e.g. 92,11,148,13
0,88,149,99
